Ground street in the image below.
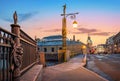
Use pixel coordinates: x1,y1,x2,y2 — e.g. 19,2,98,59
87,54,120,81
37,54,107,81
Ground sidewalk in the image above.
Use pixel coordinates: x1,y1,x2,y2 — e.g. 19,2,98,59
21,64,43,81
37,55,108,81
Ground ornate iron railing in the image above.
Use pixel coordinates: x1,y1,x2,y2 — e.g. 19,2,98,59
0,27,37,81
0,11,38,81
20,29,37,72
0,27,16,81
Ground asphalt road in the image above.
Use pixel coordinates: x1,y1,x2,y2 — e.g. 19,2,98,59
87,54,120,81
37,54,107,81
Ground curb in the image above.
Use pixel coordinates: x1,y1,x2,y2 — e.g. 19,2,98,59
80,66,108,81
81,55,108,81
35,65,43,81
33,65,43,81
21,64,43,81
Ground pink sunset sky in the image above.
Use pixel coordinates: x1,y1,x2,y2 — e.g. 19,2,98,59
0,0,120,46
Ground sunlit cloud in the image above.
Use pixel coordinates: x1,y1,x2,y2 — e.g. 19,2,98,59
90,32,110,36
77,28,98,33
71,27,112,36
44,28,62,32
71,32,83,34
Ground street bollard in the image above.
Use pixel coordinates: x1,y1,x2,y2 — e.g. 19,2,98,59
83,54,86,63
82,54,87,67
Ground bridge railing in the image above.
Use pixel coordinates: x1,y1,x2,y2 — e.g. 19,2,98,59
0,24,38,81
20,29,37,72
0,27,16,81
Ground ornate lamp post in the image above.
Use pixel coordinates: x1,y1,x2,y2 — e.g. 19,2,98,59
82,45,87,64
61,4,78,61
82,45,87,54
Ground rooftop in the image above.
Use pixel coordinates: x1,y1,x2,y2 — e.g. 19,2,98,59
37,35,85,46
43,35,62,40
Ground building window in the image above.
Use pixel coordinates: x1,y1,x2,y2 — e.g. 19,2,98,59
59,47,62,50
38,47,40,51
44,48,47,52
51,48,54,52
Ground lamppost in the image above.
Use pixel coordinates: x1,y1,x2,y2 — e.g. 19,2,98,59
61,4,78,61
114,44,117,54
82,45,87,62
82,45,87,55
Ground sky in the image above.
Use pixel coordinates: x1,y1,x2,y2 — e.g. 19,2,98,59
0,0,120,46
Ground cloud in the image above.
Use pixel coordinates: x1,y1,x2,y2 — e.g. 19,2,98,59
71,27,111,36
90,32,110,36
72,31,110,36
77,28,98,33
3,11,38,23
44,28,61,32
78,24,88,27
18,12,38,22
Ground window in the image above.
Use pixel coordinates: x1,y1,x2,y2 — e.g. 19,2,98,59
59,47,62,50
51,48,54,52
38,47,39,51
44,48,47,52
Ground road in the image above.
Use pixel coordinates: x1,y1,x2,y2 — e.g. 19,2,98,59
87,54,120,81
37,54,107,81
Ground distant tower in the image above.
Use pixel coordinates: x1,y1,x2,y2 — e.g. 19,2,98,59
73,35,75,41
35,36,37,41
87,34,92,54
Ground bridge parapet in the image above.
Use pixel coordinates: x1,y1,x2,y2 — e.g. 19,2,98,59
0,12,38,81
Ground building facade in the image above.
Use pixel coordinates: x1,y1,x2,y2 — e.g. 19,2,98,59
37,35,85,60
106,35,115,54
113,32,120,53
96,44,107,54
106,32,120,54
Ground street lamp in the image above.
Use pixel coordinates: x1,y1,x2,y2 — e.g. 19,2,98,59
73,20,78,28
61,4,79,61
82,45,87,50
82,45,87,54
82,45,87,63
114,44,117,54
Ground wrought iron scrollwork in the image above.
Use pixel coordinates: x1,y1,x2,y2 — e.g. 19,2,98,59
10,39,23,78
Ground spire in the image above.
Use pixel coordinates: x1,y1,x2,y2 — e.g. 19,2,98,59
87,34,92,45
